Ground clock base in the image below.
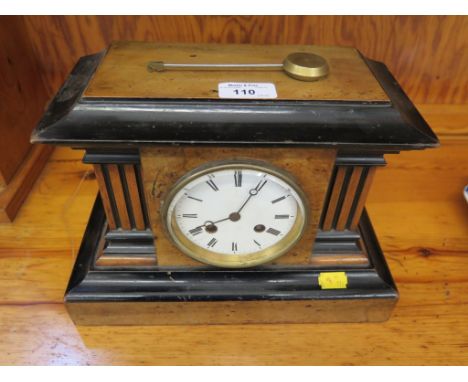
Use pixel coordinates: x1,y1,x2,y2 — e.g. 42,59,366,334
64,195,398,325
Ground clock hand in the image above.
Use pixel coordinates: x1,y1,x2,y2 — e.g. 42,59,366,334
190,178,268,232
211,217,231,225
237,178,268,214
190,216,231,231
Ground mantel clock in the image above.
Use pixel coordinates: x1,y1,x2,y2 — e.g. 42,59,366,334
32,42,439,325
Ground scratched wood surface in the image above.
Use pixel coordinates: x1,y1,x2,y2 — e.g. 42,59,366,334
84,42,388,102
22,15,468,104
0,107,467,365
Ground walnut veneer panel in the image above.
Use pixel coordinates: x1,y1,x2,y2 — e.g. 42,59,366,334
83,42,388,102
140,146,336,266
67,299,395,325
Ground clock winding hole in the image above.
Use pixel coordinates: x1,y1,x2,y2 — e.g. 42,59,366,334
254,224,266,233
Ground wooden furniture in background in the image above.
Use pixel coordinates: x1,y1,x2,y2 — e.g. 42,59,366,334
23,16,468,104
0,17,52,222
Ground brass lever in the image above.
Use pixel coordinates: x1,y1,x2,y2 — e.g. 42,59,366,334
147,52,329,81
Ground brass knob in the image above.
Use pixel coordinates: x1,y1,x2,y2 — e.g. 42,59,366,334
282,52,329,81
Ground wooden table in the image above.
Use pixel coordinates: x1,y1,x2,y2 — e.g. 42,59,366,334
1,105,467,365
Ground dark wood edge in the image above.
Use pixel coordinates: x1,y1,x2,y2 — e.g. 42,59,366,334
83,149,140,164
31,52,438,150
359,208,398,291
31,51,105,143
65,193,398,303
65,195,106,295
364,57,439,146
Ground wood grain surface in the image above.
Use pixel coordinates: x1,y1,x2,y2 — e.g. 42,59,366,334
0,106,467,365
84,41,389,102
0,145,53,222
141,146,335,266
21,15,468,104
0,16,50,184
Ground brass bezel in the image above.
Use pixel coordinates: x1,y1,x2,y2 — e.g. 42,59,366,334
161,159,310,268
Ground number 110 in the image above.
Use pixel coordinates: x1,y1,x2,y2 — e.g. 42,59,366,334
233,89,256,95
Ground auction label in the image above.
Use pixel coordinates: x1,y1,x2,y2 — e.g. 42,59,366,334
318,272,348,289
218,82,278,99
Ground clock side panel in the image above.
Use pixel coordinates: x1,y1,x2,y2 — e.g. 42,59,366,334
140,146,336,267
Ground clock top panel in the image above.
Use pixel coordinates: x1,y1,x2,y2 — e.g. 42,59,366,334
83,41,389,102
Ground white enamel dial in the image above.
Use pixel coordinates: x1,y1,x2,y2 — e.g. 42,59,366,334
163,161,308,268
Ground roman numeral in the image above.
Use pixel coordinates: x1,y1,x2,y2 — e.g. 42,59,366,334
206,179,219,191
182,214,198,218
266,228,281,236
234,170,242,187
275,214,290,219
207,238,218,248
253,240,261,248
187,195,203,202
189,227,203,236
271,195,286,204
232,242,238,252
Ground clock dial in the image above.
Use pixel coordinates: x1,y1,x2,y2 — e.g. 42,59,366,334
163,161,308,268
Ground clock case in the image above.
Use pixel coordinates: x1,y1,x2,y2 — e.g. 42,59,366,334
31,43,438,325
